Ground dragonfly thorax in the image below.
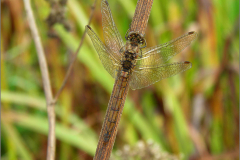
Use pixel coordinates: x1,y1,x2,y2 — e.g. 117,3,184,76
121,48,138,72
122,60,132,71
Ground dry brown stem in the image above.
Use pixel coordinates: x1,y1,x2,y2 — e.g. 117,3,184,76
23,0,55,159
53,0,97,102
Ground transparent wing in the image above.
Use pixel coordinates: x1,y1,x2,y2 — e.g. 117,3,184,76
86,25,121,78
130,62,192,90
102,0,124,60
136,31,197,66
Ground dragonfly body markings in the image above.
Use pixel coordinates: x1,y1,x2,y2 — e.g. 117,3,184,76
86,0,197,159
100,34,144,146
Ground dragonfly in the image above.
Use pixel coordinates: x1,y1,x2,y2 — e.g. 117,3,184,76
86,0,197,159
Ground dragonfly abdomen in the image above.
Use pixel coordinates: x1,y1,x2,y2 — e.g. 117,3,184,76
94,73,130,160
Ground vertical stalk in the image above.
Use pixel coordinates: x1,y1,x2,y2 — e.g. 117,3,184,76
129,0,154,36
23,0,55,159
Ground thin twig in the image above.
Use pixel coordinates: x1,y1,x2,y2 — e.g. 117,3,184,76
23,0,56,160
53,0,97,102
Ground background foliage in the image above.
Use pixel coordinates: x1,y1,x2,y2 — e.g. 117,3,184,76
1,0,239,159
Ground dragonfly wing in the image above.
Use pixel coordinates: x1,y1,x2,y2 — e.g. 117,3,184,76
137,31,197,66
86,25,120,78
130,62,192,90
102,0,124,60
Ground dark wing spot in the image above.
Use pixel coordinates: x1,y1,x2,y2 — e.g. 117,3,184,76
86,25,91,29
105,0,109,5
188,31,195,35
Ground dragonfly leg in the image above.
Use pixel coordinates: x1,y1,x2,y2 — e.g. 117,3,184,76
138,49,143,58
125,29,130,40
139,39,147,49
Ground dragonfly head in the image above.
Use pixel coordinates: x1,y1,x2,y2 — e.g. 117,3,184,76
126,31,147,48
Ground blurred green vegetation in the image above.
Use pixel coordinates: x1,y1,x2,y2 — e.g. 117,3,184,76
1,0,239,159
